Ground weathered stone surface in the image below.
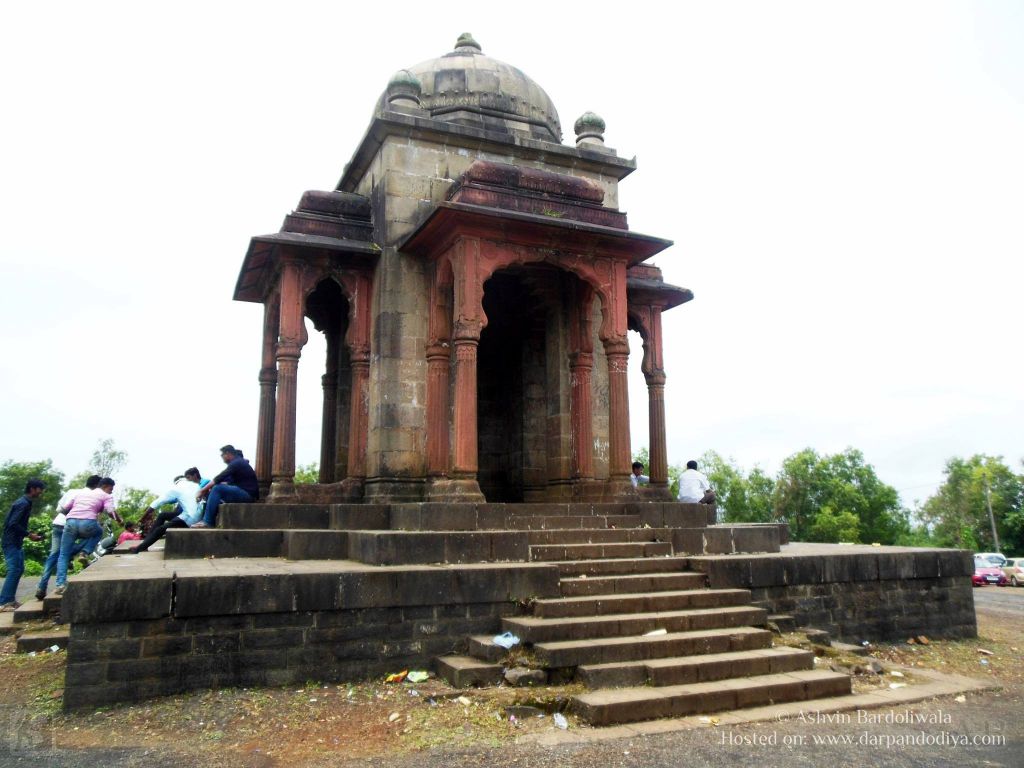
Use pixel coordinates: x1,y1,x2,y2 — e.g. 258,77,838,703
504,666,548,686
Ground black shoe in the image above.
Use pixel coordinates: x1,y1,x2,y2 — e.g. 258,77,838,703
35,589,46,601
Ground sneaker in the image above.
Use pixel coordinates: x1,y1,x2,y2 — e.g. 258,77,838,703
35,589,46,601
53,586,65,597
0,602,20,612
191,522,209,529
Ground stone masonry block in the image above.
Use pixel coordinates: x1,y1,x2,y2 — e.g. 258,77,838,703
64,575,172,624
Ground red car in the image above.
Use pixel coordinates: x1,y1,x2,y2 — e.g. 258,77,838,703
973,557,1008,587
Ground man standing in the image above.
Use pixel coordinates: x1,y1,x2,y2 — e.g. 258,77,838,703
129,472,205,552
54,477,122,596
35,474,101,600
631,462,650,488
1,480,46,611
678,460,715,504
194,446,258,528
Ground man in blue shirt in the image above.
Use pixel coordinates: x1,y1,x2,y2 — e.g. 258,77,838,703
193,445,259,528
1,480,46,610
129,471,208,552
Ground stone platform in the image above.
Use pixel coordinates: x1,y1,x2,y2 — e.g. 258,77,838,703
58,502,975,726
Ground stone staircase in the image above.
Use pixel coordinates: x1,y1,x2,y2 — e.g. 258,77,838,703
435,512,851,726
0,594,70,654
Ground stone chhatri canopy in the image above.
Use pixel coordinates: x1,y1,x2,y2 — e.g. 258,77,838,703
234,33,692,504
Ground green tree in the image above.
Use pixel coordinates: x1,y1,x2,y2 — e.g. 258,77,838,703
88,438,127,478
919,455,1023,553
808,505,860,543
773,448,908,544
295,463,319,485
116,487,158,527
699,451,776,524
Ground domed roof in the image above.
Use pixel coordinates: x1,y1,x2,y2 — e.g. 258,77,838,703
381,34,562,143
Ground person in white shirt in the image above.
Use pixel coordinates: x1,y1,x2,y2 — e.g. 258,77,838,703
35,474,101,600
129,475,204,553
631,462,650,488
677,460,715,504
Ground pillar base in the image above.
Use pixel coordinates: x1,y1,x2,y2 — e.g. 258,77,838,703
603,478,639,503
338,476,365,502
426,477,486,504
638,483,675,501
363,477,427,503
267,479,297,502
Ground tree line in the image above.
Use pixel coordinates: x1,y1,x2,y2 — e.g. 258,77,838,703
644,447,1022,553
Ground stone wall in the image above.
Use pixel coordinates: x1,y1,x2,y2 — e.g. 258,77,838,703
688,544,977,642
64,601,520,711
61,557,559,711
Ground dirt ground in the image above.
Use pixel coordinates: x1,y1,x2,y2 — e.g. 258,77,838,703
0,591,1021,768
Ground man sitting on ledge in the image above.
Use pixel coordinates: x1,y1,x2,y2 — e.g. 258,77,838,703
677,459,716,504
129,470,206,551
193,445,259,528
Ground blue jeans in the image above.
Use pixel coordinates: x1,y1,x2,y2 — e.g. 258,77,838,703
203,485,252,526
56,519,102,588
1,543,25,605
37,524,85,594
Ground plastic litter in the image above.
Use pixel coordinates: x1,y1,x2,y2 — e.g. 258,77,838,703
409,690,420,697
407,670,429,683
385,670,409,683
492,631,520,649
889,683,906,689
388,712,401,723
889,671,904,678
980,659,990,666
955,695,966,703
48,645,61,653
644,628,667,636
977,648,994,656
553,713,569,730
457,696,472,706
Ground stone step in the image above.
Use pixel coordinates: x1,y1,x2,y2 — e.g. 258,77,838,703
526,528,670,545
0,612,16,636
534,588,752,619
16,627,69,654
554,556,691,577
506,515,643,531
532,626,773,668
505,605,768,643
466,634,515,663
560,572,706,597
13,599,47,624
577,646,816,688
531,542,672,562
434,655,505,687
571,670,852,726
42,594,63,616
217,504,390,531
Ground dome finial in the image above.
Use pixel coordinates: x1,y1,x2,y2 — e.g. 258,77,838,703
454,33,482,53
574,111,606,147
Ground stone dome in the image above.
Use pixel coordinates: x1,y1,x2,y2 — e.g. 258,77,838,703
380,33,562,143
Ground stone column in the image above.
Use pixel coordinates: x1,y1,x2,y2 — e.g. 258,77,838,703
255,301,279,498
646,371,668,487
269,259,305,499
318,330,339,484
344,345,370,486
425,342,451,476
603,337,634,494
334,346,351,482
451,335,479,477
569,351,594,480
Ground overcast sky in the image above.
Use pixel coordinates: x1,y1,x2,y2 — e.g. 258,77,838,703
1,1,1021,507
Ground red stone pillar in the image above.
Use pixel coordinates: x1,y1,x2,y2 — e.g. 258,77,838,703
604,336,633,489
569,351,594,480
270,259,305,499
255,300,279,498
425,343,450,476
319,330,339,484
646,371,668,487
451,334,479,478
345,345,370,484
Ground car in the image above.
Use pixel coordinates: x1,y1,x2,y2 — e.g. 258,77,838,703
973,556,1008,587
976,552,1007,567
1001,558,1024,587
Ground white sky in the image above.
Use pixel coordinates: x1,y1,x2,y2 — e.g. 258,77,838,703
1,1,1021,507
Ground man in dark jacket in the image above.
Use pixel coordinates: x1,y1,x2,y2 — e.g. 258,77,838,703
193,445,259,528
1,479,46,610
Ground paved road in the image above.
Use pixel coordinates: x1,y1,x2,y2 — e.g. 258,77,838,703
972,585,1024,619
